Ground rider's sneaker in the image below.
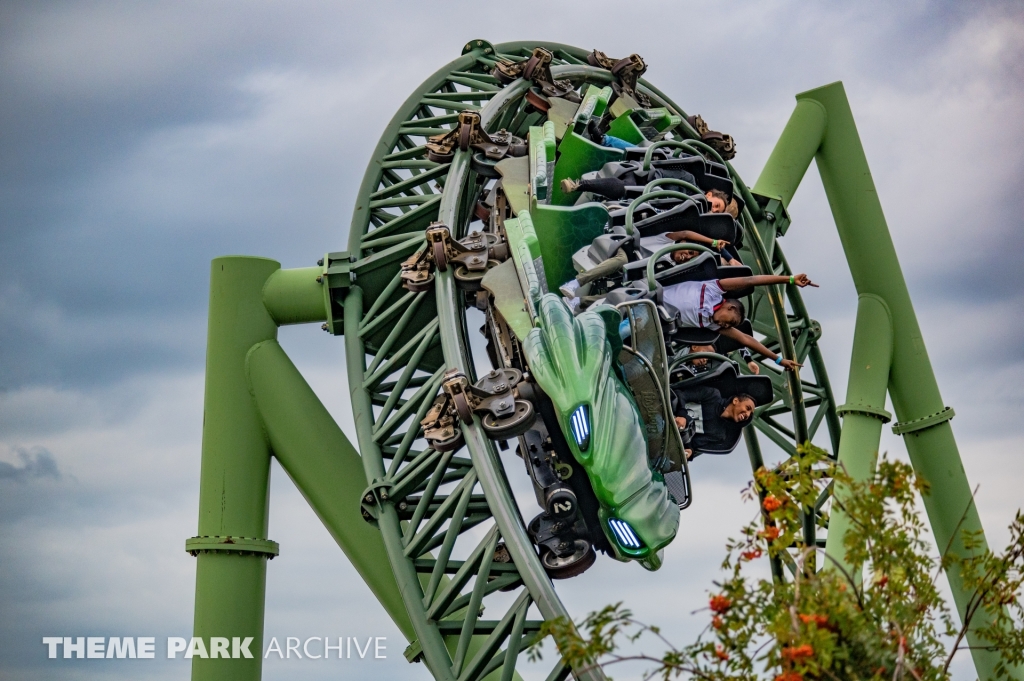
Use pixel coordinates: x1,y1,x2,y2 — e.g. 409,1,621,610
560,178,581,194
558,278,580,298
564,297,580,313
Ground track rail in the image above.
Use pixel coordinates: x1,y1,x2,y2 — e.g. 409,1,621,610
338,40,840,680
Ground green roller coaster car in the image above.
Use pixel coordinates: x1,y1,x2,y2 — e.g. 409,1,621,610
523,294,680,568
485,207,686,570
468,103,695,573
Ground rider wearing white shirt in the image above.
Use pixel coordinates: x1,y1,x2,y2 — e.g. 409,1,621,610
661,279,727,330
660,273,819,371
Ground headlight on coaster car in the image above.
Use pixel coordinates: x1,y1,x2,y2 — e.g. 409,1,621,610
568,404,591,451
608,517,644,551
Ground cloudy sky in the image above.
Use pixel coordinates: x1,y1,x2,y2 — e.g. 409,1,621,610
1,1,1022,680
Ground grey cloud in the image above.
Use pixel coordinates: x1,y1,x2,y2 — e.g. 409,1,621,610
3,0,1021,394
0,446,61,481
2,3,1023,680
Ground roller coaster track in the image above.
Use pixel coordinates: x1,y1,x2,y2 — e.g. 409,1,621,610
332,39,841,681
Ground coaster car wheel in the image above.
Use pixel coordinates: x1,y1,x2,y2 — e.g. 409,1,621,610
433,240,448,272
426,149,454,164
481,399,536,439
541,540,596,579
454,259,499,291
431,428,464,453
471,151,502,178
405,273,434,293
452,390,474,423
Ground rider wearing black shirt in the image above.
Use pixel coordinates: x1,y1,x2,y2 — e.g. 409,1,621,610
672,386,755,457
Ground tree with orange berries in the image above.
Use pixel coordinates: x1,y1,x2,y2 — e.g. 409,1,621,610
530,444,1024,681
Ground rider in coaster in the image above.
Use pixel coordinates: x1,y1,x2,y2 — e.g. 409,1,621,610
703,188,729,214
561,170,730,218
663,274,818,371
701,190,742,266
559,181,741,267
672,387,755,459
559,230,734,309
725,196,740,219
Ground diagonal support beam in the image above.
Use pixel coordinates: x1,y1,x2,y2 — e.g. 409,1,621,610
245,338,414,638
755,82,1018,681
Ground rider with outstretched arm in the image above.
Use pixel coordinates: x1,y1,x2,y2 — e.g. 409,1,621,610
662,273,818,371
559,230,735,310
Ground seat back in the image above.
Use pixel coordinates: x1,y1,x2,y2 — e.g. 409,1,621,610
651,155,708,181
608,201,657,228
646,196,687,211
600,286,649,307
589,233,633,262
695,428,744,456
698,172,733,196
715,265,753,299
615,299,691,498
656,259,753,298
635,209,737,243
672,360,774,408
668,327,720,345
623,249,720,285
644,154,734,198
706,158,731,180
624,147,670,162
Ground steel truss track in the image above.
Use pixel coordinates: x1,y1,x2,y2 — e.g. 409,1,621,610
337,40,840,681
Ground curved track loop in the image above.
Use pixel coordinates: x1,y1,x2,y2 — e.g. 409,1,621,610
339,40,840,681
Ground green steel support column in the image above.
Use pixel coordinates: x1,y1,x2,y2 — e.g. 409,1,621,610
262,266,327,326
244,339,414,639
808,83,1013,681
755,82,1016,680
752,99,827,208
190,256,281,681
824,294,892,580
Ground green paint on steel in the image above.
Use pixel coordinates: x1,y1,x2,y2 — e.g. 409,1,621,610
245,338,414,638
343,284,457,678
755,81,1018,681
187,42,848,681
430,53,610,681
202,39,853,681
523,294,679,562
752,98,828,208
191,256,280,681
529,203,610,292
261,266,327,326
346,51,481,259
824,294,893,581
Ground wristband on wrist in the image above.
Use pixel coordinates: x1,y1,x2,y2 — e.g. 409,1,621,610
711,239,718,248
789,275,795,285
774,355,784,365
